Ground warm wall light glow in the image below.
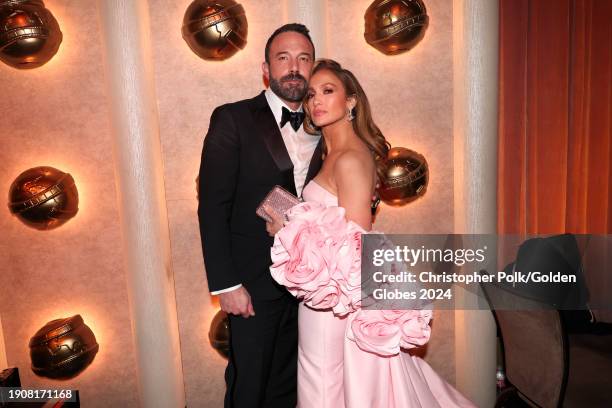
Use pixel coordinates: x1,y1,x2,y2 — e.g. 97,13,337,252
208,309,229,359
181,0,248,61
8,166,79,230
31,305,108,373
0,1,63,69
0,314,8,369
364,0,429,56
9,161,91,234
29,314,99,379
7,13,29,28
379,147,429,206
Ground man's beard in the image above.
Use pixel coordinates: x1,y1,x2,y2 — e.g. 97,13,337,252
269,73,308,102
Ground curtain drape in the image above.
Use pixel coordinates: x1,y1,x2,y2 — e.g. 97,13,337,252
498,0,612,234
498,0,612,320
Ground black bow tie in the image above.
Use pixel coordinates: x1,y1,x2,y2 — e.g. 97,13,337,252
280,107,305,131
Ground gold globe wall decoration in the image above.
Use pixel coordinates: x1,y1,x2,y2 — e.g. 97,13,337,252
8,166,79,230
379,147,428,206
29,315,99,379
0,0,62,69
182,0,248,61
209,309,230,358
364,0,429,56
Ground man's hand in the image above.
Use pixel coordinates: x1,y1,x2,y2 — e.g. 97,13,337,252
263,204,285,237
219,286,255,318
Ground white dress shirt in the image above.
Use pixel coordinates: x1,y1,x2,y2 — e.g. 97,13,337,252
210,89,320,296
265,88,320,196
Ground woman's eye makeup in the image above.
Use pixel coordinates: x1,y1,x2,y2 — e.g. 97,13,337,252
306,85,335,99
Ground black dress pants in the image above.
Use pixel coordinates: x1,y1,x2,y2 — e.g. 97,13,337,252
224,293,298,408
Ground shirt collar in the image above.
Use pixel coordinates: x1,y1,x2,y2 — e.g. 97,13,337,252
265,88,303,125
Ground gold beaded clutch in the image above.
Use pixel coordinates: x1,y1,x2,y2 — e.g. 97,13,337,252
256,185,300,222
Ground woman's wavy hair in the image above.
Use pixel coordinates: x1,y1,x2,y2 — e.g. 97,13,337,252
303,59,390,181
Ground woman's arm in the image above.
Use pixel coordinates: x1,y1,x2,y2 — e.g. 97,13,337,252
335,151,375,231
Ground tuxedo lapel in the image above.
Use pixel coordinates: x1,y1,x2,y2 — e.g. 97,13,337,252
305,137,323,185
251,92,297,195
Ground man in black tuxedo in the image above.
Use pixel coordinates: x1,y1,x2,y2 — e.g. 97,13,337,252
198,24,321,407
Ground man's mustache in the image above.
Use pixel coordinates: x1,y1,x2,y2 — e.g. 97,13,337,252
280,73,307,83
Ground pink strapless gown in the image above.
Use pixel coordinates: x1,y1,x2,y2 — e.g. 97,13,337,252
296,181,476,408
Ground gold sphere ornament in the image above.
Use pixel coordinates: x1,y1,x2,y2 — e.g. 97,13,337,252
29,315,99,379
379,147,428,206
0,0,62,69
364,0,429,55
209,310,230,358
8,166,78,230
182,0,247,61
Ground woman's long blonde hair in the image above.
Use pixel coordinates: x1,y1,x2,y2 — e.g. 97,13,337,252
303,59,390,181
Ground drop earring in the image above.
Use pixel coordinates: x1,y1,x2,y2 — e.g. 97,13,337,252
347,107,355,121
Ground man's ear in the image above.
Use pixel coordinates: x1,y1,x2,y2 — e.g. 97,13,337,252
262,62,270,81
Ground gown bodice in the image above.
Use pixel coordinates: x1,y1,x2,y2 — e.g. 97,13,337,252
302,181,338,207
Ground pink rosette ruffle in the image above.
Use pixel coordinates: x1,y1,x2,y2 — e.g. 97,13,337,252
270,201,366,316
345,309,433,356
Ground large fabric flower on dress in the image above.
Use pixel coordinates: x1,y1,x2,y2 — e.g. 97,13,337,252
270,201,365,316
345,309,433,356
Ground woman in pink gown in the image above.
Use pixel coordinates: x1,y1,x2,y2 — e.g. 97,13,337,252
267,59,475,408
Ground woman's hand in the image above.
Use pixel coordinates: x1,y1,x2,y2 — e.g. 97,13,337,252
263,204,285,236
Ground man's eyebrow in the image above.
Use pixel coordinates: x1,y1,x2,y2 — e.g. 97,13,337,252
274,51,312,58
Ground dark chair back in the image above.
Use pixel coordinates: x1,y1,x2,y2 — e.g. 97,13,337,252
481,277,569,408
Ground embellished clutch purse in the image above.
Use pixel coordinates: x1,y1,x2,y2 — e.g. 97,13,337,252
256,185,301,222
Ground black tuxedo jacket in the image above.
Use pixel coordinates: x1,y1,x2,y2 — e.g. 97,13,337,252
198,91,323,299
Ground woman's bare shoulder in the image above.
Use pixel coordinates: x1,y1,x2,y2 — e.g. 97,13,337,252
332,149,375,193
334,148,374,173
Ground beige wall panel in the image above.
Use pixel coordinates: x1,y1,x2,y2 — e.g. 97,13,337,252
327,0,454,237
0,1,138,406
148,1,286,406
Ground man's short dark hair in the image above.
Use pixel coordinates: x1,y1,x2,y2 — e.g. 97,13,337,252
264,23,315,63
